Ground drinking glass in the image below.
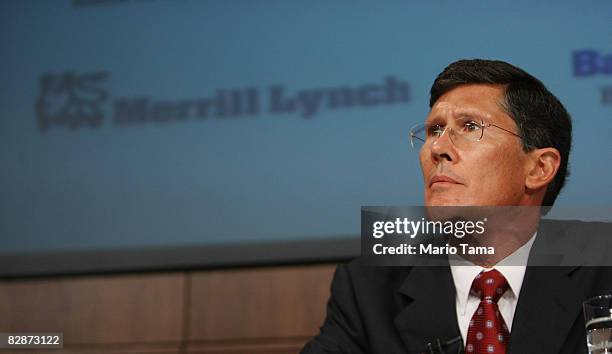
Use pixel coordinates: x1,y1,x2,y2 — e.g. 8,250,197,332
584,295,612,354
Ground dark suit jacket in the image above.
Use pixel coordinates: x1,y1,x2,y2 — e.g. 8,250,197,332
302,220,612,354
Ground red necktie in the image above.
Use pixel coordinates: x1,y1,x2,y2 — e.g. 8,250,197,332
465,269,510,354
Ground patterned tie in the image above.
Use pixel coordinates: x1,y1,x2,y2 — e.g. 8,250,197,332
465,269,510,354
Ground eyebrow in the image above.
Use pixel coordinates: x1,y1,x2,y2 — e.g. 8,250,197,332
425,108,490,124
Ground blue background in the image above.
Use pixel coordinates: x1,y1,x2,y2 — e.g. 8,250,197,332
0,0,610,254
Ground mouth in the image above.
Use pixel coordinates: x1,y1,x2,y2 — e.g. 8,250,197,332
429,174,462,188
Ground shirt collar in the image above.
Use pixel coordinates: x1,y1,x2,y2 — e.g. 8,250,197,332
450,232,537,315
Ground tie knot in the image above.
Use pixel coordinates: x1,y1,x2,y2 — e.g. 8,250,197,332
470,269,509,303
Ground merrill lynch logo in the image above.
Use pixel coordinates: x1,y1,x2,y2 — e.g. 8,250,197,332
35,72,411,131
36,72,109,131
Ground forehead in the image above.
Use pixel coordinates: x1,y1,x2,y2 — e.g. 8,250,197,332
427,84,511,124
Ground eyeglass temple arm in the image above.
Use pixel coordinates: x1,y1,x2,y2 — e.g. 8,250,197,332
487,123,522,139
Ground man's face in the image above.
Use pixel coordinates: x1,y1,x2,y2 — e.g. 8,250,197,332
420,84,530,206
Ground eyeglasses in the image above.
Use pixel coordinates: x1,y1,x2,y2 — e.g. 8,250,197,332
409,117,523,149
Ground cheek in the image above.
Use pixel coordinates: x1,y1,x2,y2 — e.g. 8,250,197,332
419,149,430,177
477,148,527,197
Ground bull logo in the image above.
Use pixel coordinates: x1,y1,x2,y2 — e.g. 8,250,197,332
36,71,108,131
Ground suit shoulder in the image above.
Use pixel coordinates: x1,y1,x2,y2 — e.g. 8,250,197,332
541,218,612,234
335,258,412,292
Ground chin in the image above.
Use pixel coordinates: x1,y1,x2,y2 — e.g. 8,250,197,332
425,194,470,207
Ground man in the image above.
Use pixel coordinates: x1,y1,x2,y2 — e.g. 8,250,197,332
301,59,612,354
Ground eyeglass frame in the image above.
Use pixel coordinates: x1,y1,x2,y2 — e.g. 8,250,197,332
409,118,525,149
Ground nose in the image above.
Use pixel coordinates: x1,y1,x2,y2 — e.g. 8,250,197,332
429,127,457,164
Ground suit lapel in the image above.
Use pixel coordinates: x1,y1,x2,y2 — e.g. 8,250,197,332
507,265,585,354
508,220,589,354
394,265,462,353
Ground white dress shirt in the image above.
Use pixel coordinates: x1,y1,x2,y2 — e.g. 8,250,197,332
449,233,537,344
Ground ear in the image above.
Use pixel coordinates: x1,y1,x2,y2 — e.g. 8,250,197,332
525,148,561,190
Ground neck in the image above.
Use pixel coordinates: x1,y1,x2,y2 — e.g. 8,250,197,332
448,206,540,267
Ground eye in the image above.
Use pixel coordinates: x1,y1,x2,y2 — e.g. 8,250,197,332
426,124,444,137
463,121,482,133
